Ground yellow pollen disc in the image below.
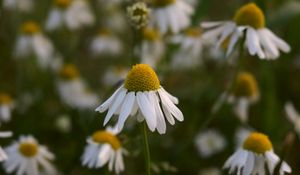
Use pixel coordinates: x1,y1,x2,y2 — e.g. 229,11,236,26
142,28,160,41
243,132,272,154
124,64,160,92
21,21,40,35
233,72,258,98
19,142,38,157
233,3,265,29
185,27,202,37
98,28,112,36
55,0,71,8
152,0,176,7
92,131,121,150
59,64,80,80
0,93,12,105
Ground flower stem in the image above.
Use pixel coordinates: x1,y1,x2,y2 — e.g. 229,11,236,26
141,122,151,175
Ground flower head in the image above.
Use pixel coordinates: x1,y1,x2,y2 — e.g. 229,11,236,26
243,132,272,154
59,64,80,80
55,0,71,8
0,93,14,123
20,21,40,35
127,2,150,29
233,72,259,100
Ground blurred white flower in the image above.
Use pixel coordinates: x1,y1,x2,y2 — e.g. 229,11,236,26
224,132,291,175
0,93,15,124
3,0,34,12
0,131,12,161
46,0,95,31
228,72,259,123
55,114,72,133
57,64,100,109
3,135,57,175
102,66,129,87
199,167,221,175
234,127,252,148
171,27,207,69
90,28,123,56
136,27,165,67
285,102,300,136
14,21,55,69
150,0,194,34
195,129,226,158
201,3,290,59
96,64,183,134
81,126,126,174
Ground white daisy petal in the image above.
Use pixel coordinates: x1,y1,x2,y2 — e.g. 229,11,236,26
137,92,156,131
117,92,135,131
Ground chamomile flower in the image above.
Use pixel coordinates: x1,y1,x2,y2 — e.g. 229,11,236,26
90,28,123,56
127,2,150,29
0,93,15,123
2,0,34,13
224,132,291,175
14,21,55,69
0,131,12,161
201,3,291,59
171,27,206,69
3,135,57,175
96,64,183,134
57,64,99,109
285,102,300,136
45,0,95,31
102,66,129,87
81,126,125,174
135,27,165,67
149,0,194,34
228,72,259,123
195,129,226,158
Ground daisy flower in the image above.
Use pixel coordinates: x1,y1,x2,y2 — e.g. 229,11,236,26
3,135,57,175
127,2,150,29
228,72,259,123
195,129,226,158
81,126,125,174
14,21,55,69
2,0,34,13
90,28,123,56
0,93,15,124
171,27,206,69
45,0,95,31
102,66,129,87
201,3,291,59
136,27,165,67
57,64,99,109
149,0,194,34
96,64,183,134
285,102,300,136
224,132,291,175
0,131,12,161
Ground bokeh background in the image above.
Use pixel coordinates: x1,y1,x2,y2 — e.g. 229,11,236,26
1,0,300,174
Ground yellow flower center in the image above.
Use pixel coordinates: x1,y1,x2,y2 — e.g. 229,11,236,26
185,27,202,37
152,0,176,7
233,72,258,98
243,132,272,154
19,142,38,157
59,64,80,80
234,3,265,29
21,21,40,35
0,93,12,105
92,131,121,150
124,64,160,92
142,28,160,41
98,28,112,37
55,0,71,8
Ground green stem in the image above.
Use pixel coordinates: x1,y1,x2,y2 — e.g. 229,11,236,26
141,122,151,175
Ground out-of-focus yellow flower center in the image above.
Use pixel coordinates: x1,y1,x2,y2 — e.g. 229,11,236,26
98,28,112,36
19,142,38,157
21,21,40,35
0,93,12,105
234,3,265,29
243,132,272,154
152,0,176,7
59,64,80,80
185,28,202,37
233,72,258,98
124,64,160,92
55,0,71,8
92,131,121,150
142,28,160,41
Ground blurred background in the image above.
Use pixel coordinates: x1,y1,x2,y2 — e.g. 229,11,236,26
1,0,300,174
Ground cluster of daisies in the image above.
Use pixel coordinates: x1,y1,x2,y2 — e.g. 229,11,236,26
0,0,297,174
